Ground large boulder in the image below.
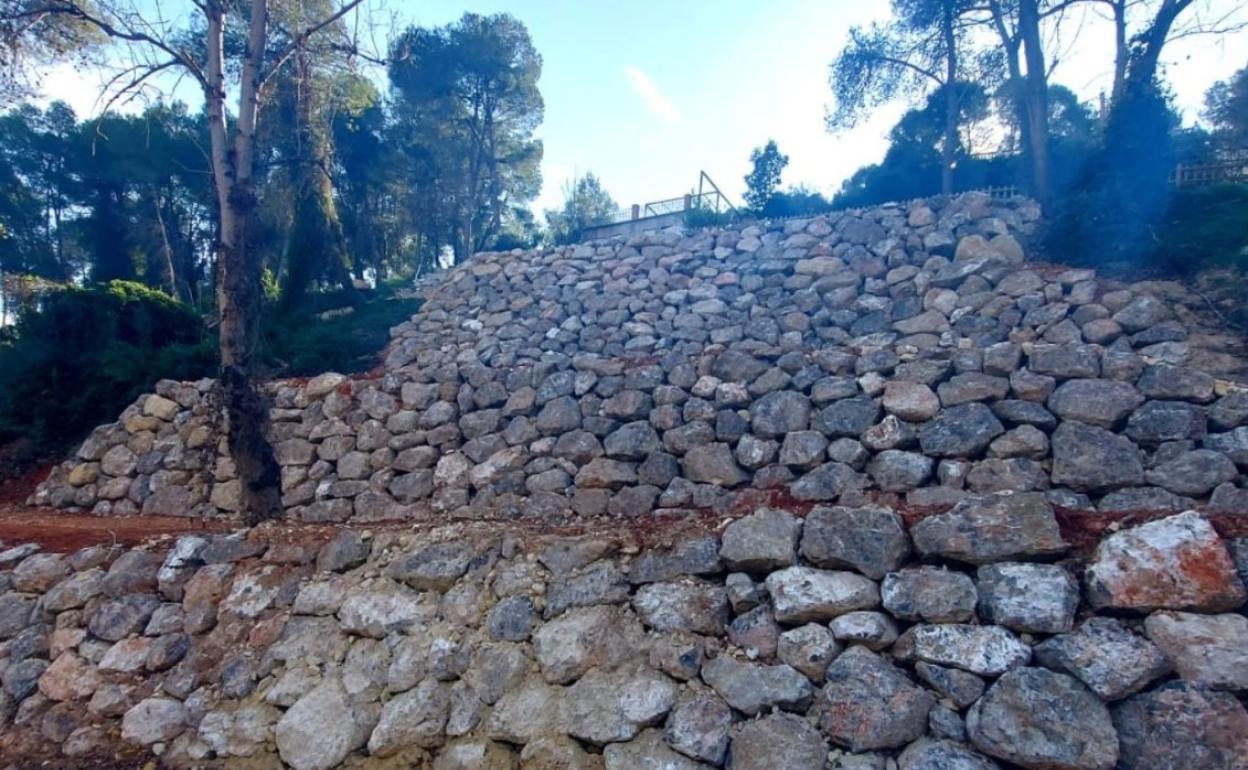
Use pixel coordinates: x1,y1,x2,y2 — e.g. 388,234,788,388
799,505,910,579
1085,511,1246,612
967,667,1119,770
1050,421,1144,492
815,646,935,751
1112,681,1248,769
911,493,1066,564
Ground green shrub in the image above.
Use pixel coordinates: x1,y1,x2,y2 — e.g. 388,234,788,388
259,294,422,377
1152,183,1248,274
0,281,215,450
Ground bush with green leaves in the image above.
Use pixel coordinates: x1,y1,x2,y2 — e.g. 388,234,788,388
1152,184,1248,274
0,281,215,450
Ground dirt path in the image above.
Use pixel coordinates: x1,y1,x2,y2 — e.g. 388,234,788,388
0,506,233,552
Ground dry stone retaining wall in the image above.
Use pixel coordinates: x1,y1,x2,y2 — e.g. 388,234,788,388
1,503,1247,768
28,191,1248,523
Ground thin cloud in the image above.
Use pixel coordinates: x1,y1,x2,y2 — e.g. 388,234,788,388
624,66,681,124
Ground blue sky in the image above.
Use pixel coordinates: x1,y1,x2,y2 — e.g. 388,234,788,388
38,0,1248,215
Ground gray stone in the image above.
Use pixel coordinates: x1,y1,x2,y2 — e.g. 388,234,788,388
1144,611,1248,691
276,678,377,770
545,562,630,618
88,594,161,642
800,505,910,579
486,596,537,642
1125,401,1208,445
900,624,1031,676
120,697,187,745
968,667,1118,770
1033,617,1171,701
778,430,828,468
790,462,862,502
665,694,733,764
1138,364,1215,403
749,391,812,437
814,396,881,438
562,667,678,745
681,443,747,486
1051,421,1145,492
899,739,1002,770
629,536,721,584
912,492,1066,564
883,380,941,421
828,611,898,650
700,656,814,716
777,623,841,682
882,567,977,623
1112,681,1248,770
387,542,475,591
368,678,449,755
919,403,1005,458
816,646,935,751
1145,449,1238,496
633,579,729,635
868,450,934,492
1048,379,1144,428
976,563,1079,633
914,662,986,708
1028,344,1101,379
727,712,827,770
764,566,879,623
719,508,801,573
603,729,713,770
604,421,662,460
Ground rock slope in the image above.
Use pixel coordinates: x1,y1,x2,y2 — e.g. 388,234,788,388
29,192,1248,522
0,505,1246,768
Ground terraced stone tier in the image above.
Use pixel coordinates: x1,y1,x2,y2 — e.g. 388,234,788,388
0,507,1245,768
29,192,1248,523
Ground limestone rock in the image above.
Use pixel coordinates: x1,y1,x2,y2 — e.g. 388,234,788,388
719,508,801,573
764,566,879,624
562,667,678,745
1112,681,1248,770
1085,511,1246,612
976,563,1079,633
967,667,1118,770
799,505,910,579
700,656,814,716
816,646,935,752
911,493,1066,564
1144,611,1248,690
1033,617,1171,701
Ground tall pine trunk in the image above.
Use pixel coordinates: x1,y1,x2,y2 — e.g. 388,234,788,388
941,1,957,196
1019,0,1050,205
206,0,282,525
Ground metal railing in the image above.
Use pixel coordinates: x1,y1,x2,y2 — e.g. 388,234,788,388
1169,159,1248,188
601,171,738,226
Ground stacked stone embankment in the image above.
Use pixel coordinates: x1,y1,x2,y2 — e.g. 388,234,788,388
1,503,1247,768
28,191,1248,522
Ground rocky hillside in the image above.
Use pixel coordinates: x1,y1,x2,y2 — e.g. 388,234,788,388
29,191,1248,522
0,502,1246,768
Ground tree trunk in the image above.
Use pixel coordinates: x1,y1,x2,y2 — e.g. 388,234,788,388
206,0,283,525
941,0,957,195
1108,0,1128,108
1119,0,1194,104
1019,0,1051,204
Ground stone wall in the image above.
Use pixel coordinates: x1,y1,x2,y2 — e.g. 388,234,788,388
29,191,1248,522
1,503,1247,768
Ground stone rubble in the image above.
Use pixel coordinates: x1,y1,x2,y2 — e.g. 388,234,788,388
27,193,1248,526
0,505,1240,768
6,192,1248,767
